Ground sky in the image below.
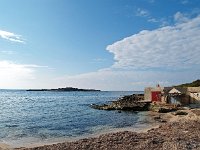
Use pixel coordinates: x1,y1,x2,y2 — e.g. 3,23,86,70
0,0,200,91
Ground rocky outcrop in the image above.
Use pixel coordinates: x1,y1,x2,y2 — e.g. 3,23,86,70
91,94,183,112
90,94,150,111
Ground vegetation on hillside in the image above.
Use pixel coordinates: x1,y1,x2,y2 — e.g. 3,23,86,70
175,79,200,87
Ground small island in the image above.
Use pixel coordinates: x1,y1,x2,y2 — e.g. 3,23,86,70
26,87,100,92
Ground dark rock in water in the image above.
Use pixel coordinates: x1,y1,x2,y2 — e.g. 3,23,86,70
90,104,115,110
90,94,150,111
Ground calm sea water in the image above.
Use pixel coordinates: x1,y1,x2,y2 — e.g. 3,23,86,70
0,90,154,147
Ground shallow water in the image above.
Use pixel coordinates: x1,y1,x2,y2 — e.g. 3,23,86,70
0,90,154,147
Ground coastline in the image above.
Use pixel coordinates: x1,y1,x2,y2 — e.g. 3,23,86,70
0,108,198,150
9,108,200,150
0,113,159,149
0,125,160,150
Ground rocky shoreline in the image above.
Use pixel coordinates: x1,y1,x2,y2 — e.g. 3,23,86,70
14,108,200,150
90,94,150,111
90,94,180,113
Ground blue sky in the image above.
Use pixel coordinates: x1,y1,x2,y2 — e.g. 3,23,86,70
0,0,200,90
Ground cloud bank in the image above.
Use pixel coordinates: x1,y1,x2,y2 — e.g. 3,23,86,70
0,30,25,43
106,15,200,70
55,68,199,91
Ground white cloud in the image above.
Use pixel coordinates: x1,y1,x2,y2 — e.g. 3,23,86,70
106,15,200,69
0,61,48,89
136,8,150,17
174,10,200,24
147,18,158,23
181,0,189,5
54,68,199,91
0,50,15,55
135,8,169,26
0,61,34,88
0,30,25,43
174,12,190,23
54,69,164,91
148,0,155,3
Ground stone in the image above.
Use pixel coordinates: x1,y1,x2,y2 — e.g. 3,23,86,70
174,111,188,116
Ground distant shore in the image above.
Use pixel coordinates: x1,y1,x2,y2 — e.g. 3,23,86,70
11,108,200,150
26,87,100,92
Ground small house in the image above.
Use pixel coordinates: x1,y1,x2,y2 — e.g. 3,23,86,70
145,85,200,105
164,87,200,104
187,87,200,103
144,84,164,103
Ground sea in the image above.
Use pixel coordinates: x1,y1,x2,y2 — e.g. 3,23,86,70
0,90,156,147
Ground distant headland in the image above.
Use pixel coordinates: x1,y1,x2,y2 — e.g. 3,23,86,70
26,87,100,92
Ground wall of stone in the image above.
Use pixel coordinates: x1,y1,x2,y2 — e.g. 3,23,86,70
187,87,200,103
144,87,153,101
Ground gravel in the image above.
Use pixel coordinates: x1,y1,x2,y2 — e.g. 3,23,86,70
16,109,200,150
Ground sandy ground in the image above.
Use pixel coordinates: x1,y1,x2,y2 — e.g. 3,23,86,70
2,108,200,150
0,143,11,150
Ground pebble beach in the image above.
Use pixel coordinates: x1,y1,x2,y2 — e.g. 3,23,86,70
11,108,200,150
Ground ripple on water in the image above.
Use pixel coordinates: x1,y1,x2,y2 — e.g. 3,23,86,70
5,125,19,128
